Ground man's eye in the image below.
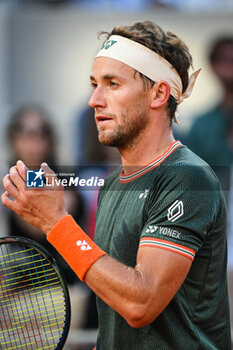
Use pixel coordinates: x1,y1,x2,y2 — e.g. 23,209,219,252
109,81,118,87
91,82,97,89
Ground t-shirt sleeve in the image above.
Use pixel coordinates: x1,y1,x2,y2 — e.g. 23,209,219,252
139,164,222,261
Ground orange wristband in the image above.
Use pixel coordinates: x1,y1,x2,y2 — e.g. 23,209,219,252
47,215,106,281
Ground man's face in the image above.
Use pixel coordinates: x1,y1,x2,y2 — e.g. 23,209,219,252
11,113,51,167
211,43,233,90
89,57,152,149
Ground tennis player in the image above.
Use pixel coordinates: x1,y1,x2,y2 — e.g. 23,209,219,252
2,21,232,349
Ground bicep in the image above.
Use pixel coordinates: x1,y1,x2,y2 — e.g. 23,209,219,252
135,245,192,322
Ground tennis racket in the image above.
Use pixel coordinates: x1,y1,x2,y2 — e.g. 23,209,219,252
0,236,71,350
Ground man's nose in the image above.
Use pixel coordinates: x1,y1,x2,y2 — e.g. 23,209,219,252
88,86,106,109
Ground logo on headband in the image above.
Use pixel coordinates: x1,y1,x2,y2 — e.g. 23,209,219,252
102,40,117,50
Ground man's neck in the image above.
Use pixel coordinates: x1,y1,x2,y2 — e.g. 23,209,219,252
119,127,175,175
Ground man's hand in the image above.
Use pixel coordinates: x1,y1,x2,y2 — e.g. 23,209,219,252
1,160,68,234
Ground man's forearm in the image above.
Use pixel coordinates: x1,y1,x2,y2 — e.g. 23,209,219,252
47,216,158,327
84,254,155,327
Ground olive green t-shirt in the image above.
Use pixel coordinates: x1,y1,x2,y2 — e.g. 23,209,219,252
94,141,231,350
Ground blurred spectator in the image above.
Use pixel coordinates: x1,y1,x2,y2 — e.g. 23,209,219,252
186,36,233,167
1,104,94,330
5,104,85,286
7,105,56,169
185,36,233,342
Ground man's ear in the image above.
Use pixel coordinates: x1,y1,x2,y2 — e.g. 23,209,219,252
150,81,170,109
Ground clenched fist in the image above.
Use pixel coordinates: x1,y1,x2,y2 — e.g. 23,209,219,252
1,160,68,234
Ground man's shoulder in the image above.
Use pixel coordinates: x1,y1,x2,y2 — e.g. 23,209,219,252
160,145,220,191
164,144,209,168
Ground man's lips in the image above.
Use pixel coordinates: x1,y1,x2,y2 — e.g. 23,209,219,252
96,115,113,123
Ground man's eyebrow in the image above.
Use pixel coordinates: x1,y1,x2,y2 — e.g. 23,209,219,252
90,74,123,81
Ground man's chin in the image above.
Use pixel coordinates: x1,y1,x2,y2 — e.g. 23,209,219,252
98,129,128,148
98,130,114,146
98,136,116,147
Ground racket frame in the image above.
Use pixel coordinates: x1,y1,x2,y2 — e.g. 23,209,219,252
0,235,71,350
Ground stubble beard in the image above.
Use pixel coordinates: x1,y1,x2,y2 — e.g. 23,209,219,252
97,111,149,150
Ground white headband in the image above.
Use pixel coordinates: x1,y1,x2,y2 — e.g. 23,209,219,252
96,35,201,122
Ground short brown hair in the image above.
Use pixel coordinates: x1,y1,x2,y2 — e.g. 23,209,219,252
100,20,193,123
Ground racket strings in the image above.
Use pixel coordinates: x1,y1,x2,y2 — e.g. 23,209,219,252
1,285,62,306
1,243,43,349
1,268,58,290
0,242,68,349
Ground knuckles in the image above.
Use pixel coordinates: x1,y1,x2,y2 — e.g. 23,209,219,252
1,165,36,218
9,166,18,181
1,192,7,206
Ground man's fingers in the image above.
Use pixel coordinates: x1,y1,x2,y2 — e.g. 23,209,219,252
16,160,28,182
41,163,55,176
1,191,18,212
9,166,25,191
41,163,63,189
3,174,19,200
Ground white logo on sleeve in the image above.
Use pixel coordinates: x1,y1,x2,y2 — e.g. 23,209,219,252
146,226,158,233
76,240,92,251
167,200,184,222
